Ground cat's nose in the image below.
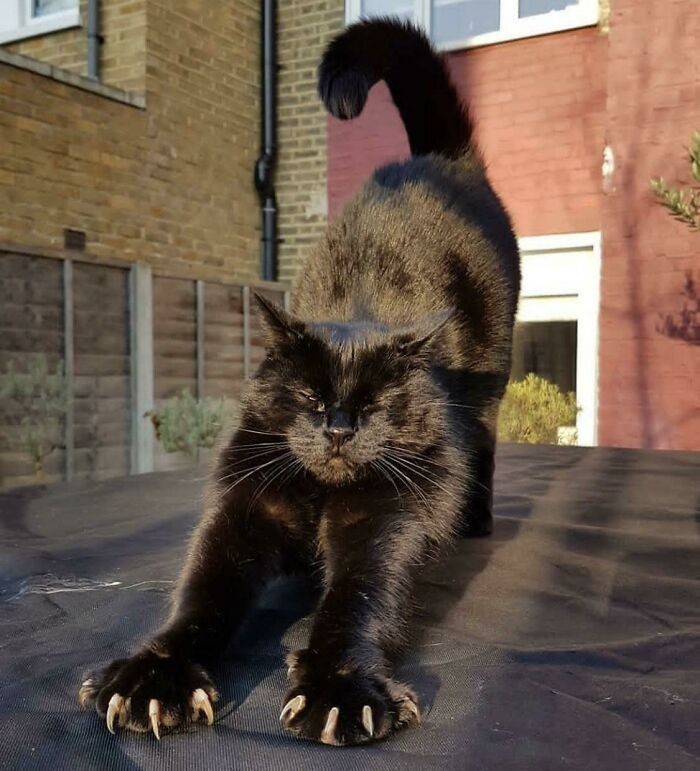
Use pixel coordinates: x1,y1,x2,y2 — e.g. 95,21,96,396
325,410,356,453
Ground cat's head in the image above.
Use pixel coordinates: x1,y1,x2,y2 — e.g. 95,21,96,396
242,294,452,486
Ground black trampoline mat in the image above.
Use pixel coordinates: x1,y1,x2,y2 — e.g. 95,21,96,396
1,444,700,770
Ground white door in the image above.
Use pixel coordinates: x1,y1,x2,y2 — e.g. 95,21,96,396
515,233,602,446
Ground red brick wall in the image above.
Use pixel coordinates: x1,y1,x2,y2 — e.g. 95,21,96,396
598,0,700,450
327,27,607,237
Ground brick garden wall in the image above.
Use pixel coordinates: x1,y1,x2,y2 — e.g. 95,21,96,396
597,0,700,450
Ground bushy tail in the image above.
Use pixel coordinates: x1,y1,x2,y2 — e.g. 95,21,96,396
318,18,475,159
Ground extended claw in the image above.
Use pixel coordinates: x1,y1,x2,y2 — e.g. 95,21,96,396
279,694,306,723
320,706,339,745
405,698,420,722
192,688,215,725
361,704,374,737
149,699,161,740
78,679,94,709
106,694,124,734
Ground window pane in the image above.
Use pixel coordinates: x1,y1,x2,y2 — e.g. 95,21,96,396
432,0,500,45
519,0,578,18
33,0,77,17
511,321,577,399
362,0,415,22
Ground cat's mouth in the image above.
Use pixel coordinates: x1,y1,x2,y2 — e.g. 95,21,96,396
318,454,357,484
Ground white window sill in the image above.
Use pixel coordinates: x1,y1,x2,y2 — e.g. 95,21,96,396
437,9,599,52
0,9,80,46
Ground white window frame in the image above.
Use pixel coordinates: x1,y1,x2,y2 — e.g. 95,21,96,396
516,232,601,446
346,0,599,51
0,0,80,46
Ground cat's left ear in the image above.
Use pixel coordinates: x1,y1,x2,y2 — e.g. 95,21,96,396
395,307,454,357
254,293,306,348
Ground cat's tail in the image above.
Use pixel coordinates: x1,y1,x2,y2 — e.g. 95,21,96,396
318,17,476,160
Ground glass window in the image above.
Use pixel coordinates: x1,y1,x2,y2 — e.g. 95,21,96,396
34,0,77,17
0,0,79,44
349,0,597,49
511,320,577,399
432,1,500,45
519,0,578,19
362,0,415,22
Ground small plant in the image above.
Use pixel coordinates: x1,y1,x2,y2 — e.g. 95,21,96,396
0,355,69,479
498,373,578,445
651,131,700,231
148,389,237,459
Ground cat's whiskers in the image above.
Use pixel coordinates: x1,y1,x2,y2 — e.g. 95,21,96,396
370,458,404,507
378,456,431,510
226,441,288,450
219,446,290,474
218,452,294,497
384,452,453,499
235,427,287,437
383,444,449,470
246,453,303,513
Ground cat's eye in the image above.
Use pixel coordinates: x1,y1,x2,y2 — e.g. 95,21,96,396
300,391,325,412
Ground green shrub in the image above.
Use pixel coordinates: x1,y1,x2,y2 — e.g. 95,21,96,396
498,374,578,445
148,389,238,459
0,355,69,478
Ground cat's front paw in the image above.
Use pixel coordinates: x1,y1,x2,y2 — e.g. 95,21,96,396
280,649,419,746
78,648,218,739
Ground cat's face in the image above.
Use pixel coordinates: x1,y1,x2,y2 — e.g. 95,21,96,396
246,295,450,486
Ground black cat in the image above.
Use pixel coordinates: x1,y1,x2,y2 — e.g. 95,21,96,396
79,19,520,746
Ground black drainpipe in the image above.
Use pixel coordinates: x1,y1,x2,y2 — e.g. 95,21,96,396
87,0,101,81
254,0,278,282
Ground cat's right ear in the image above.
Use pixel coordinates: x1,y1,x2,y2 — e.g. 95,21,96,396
254,293,306,349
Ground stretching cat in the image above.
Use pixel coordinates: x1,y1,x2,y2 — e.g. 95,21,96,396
79,18,520,746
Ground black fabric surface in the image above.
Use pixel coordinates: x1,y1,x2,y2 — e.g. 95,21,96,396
1,444,700,770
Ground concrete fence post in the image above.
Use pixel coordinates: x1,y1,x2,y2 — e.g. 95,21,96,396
129,263,154,474
62,259,75,481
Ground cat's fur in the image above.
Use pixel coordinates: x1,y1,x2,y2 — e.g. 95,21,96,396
79,19,520,746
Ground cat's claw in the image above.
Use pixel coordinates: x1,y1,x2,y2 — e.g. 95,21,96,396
78,679,95,709
192,688,215,725
362,704,374,737
279,694,306,723
320,706,340,745
149,699,161,740
106,693,124,734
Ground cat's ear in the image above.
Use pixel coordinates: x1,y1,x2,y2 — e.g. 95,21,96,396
254,293,306,348
395,307,454,357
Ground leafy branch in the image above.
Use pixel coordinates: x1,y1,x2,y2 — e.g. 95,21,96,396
651,131,700,230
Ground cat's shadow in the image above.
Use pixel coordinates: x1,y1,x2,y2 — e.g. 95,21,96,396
212,575,321,722
401,515,523,715
211,515,523,725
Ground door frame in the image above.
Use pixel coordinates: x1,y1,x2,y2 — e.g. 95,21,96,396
516,232,602,446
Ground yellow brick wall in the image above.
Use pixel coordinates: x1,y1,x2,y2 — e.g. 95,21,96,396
276,0,343,281
5,0,146,94
0,0,343,283
0,1,259,282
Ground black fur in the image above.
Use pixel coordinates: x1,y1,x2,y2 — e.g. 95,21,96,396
80,19,520,746
319,18,474,157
